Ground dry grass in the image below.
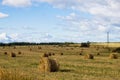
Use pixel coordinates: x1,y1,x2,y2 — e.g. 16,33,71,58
0,68,32,80
0,43,119,80
92,42,120,47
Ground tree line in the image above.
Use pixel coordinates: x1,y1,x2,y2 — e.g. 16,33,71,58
0,42,75,46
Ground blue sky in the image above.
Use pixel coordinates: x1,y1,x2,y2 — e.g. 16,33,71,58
0,0,120,43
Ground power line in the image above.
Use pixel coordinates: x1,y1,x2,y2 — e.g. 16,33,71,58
107,32,109,47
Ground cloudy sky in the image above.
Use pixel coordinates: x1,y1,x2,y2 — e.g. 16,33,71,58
0,0,120,43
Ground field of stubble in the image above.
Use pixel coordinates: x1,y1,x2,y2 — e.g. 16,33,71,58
0,43,120,80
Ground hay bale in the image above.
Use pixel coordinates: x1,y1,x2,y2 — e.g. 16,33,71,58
112,47,120,53
43,53,49,57
38,47,42,49
4,52,7,55
79,53,82,55
49,59,59,72
97,53,100,55
71,48,73,50
61,53,63,55
48,53,52,56
11,52,16,57
13,46,16,49
52,53,55,56
96,48,99,51
109,53,118,59
2,47,5,49
38,57,59,72
84,54,94,59
18,51,22,54
39,57,51,72
30,48,32,51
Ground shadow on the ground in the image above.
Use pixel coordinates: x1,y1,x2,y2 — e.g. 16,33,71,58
60,69,73,72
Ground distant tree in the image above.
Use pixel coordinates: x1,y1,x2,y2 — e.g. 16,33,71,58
0,42,75,46
81,41,90,47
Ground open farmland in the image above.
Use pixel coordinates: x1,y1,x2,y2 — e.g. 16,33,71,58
0,43,120,80
92,42,120,47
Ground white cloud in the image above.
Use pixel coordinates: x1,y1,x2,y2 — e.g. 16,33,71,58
97,25,107,32
0,33,18,43
11,32,55,43
9,33,18,40
36,0,120,18
57,12,120,42
36,0,80,9
57,12,77,21
0,12,9,18
51,0,120,42
86,0,120,18
2,0,32,7
0,33,8,40
2,0,120,18
1,0,120,42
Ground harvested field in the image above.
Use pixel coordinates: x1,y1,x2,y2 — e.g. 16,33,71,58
0,43,120,80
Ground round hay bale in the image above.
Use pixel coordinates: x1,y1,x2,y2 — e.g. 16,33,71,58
38,47,42,49
38,57,59,72
30,48,32,51
2,47,5,49
18,51,22,54
43,53,49,57
52,53,55,56
61,53,63,55
96,48,99,51
49,59,59,72
48,53,52,56
71,48,73,50
11,52,16,57
4,52,7,55
13,46,16,49
84,54,94,59
79,53,82,55
39,57,51,72
97,53,100,55
109,53,118,59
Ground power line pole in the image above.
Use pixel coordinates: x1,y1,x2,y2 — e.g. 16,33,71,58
107,32,109,47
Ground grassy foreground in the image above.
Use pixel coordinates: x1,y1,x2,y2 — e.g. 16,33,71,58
0,43,120,80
